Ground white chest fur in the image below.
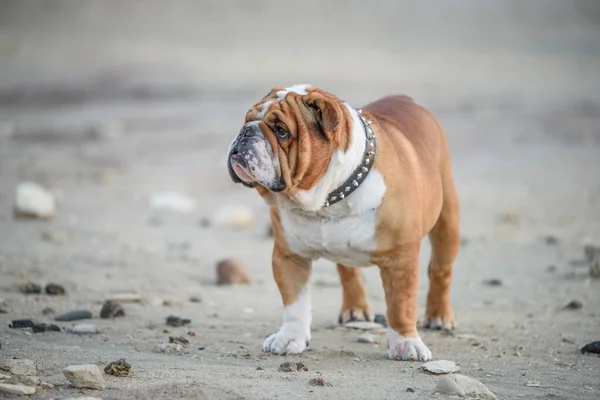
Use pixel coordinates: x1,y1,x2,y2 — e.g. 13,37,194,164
279,170,386,267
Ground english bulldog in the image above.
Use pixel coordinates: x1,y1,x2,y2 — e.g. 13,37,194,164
226,84,460,361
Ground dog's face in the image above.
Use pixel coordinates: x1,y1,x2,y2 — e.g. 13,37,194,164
227,85,353,196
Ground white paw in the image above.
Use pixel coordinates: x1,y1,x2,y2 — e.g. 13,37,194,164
263,329,310,355
387,329,432,361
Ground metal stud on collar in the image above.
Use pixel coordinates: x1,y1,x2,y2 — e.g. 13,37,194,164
322,110,377,208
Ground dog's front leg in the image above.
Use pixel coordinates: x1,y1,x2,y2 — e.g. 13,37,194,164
263,209,312,355
379,242,432,361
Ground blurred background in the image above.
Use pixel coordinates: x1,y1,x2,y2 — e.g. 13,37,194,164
0,1,599,398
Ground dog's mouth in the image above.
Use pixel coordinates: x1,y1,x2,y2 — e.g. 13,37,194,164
229,154,255,183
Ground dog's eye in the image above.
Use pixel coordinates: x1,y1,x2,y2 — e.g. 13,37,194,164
275,126,289,139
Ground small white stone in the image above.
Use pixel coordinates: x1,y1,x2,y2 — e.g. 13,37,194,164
435,374,497,399
110,293,144,303
421,360,461,374
67,324,101,334
357,333,375,343
14,182,56,219
155,343,184,353
344,321,384,330
149,192,196,213
211,205,254,229
0,383,36,395
62,364,105,390
525,381,540,387
0,359,38,376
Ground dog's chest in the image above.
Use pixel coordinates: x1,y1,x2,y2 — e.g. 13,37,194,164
280,209,378,267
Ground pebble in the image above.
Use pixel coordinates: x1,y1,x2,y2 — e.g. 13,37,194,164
216,258,251,285
278,362,308,372
256,366,264,370
543,235,560,246
189,296,202,303
19,283,42,295
19,375,41,386
32,323,61,333
155,343,184,353
104,359,133,377
374,313,387,326
169,336,190,346
62,364,106,390
421,360,461,374
580,341,600,355
42,307,56,315
211,205,254,229
10,319,35,329
149,192,196,214
406,387,415,393
483,278,503,286
0,383,36,396
100,300,125,318
525,381,540,387
357,333,375,343
435,374,497,399
344,321,384,330
14,182,56,219
110,293,143,303
55,310,93,321
309,377,332,386
45,283,66,295
166,315,191,327
0,359,38,376
564,299,583,310
67,324,101,334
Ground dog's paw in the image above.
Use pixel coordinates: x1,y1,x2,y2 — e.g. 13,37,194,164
263,330,310,355
338,307,374,324
419,314,456,330
387,330,432,361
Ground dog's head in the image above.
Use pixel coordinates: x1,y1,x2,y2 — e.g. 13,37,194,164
227,84,353,198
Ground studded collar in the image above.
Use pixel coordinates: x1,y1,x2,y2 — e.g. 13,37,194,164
322,109,376,208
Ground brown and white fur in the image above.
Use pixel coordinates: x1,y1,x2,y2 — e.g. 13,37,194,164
227,84,460,361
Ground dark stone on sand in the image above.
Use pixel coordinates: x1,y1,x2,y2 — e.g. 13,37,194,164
55,309,93,321
169,336,190,346
166,315,191,327
279,362,308,372
32,323,61,333
104,358,133,377
45,283,66,295
374,313,387,326
100,300,125,318
10,319,35,329
189,296,202,303
483,278,503,286
20,282,41,294
581,341,600,355
564,299,583,310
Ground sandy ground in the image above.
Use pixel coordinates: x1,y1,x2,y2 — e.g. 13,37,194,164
1,1,600,399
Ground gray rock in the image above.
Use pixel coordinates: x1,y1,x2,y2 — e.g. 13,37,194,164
19,375,41,386
100,300,125,318
357,333,375,343
67,324,101,334
0,383,36,396
155,343,184,353
421,360,461,374
434,374,496,399
55,310,93,321
0,359,38,376
62,364,105,390
14,182,56,219
344,321,384,330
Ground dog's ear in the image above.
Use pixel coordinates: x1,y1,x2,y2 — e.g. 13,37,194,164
303,94,341,139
